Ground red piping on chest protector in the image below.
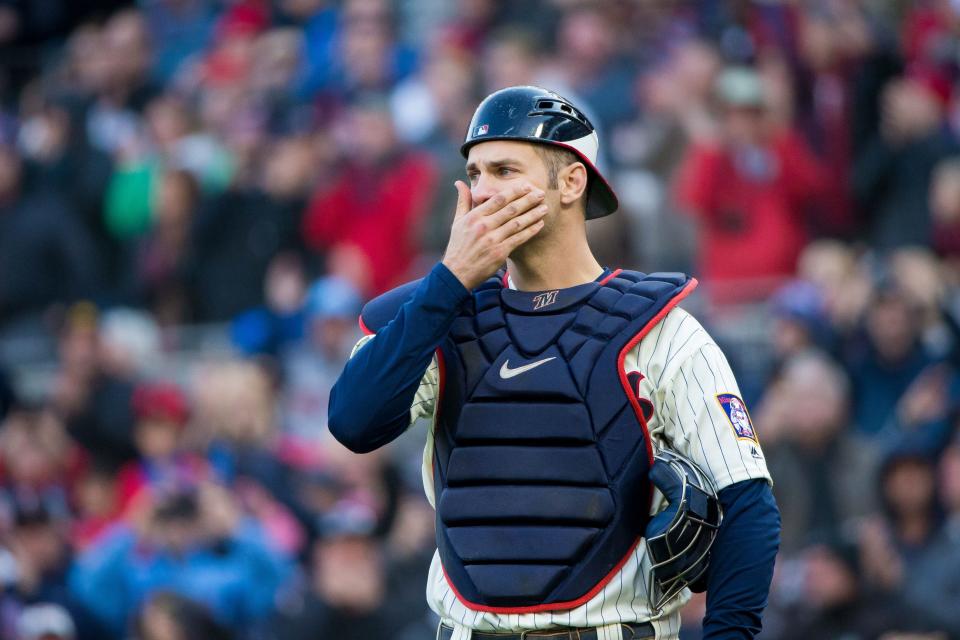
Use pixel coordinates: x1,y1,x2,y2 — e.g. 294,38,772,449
358,316,374,336
437,276,699,615
617,277,699,468
598,268,623,286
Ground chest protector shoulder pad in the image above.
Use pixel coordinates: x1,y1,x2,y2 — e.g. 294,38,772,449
432,269,695,611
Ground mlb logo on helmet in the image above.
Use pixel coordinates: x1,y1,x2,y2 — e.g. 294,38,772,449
475,124,489,136
716,393,757,441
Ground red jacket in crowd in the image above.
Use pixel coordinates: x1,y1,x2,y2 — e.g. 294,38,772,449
302,152,437,295
676,130,829,300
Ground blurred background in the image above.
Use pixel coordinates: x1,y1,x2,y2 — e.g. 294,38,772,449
0,0,959,638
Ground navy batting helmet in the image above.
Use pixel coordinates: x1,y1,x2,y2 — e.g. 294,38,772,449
461,86,619,219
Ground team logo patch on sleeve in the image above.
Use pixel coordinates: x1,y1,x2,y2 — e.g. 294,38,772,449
716,393,757,441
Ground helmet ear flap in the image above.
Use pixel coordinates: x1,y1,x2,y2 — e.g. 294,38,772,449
645,449,723,613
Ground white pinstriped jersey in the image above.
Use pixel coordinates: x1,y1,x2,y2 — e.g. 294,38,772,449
350,304,772,638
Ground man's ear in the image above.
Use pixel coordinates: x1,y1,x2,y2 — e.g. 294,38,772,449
558,162,588,206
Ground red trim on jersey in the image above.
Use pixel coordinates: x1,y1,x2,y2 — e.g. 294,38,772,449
440,537,642,614
501,271,510,287
617,278,699,467
358,316,374,336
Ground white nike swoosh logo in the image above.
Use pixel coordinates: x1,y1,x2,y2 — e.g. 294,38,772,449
499,357,556,379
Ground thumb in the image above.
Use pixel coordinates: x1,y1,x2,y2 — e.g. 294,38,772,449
454,180,472,220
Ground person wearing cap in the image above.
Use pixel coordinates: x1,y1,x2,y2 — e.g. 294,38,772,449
282,275,364,440
115,381,208,512
676,66,829,302
329,86,779,639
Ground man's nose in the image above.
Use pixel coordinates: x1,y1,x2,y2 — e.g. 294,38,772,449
470,175,498,206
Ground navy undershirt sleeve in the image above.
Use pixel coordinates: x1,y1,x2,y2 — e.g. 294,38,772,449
701,478,780,639
328,262,470,453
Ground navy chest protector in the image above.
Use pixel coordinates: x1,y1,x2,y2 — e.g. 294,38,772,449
370,269,694,612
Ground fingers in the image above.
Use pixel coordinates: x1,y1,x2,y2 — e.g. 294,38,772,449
453,180,472,220
470,183,534,218
489,203,548,244
501,216,545,251
486,188,545,228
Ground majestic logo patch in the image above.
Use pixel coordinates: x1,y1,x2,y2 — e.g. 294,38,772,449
716,393,757,441
499,357,555,379
532,290,559,310
475,124,489,136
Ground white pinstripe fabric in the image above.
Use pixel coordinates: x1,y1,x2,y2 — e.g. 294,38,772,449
352,305,771,638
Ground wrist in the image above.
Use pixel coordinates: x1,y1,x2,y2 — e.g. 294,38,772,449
440,257,478,291
434,261,473,299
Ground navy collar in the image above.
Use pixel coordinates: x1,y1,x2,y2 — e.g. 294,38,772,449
499,268,620,314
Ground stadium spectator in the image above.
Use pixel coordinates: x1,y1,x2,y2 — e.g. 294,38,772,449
115,380,206,513
930,157,960,257
192,361,305,555
280,275,363,441
124,169,200,325
302,97,437,295
390,41,477,256
189,136,313,321
0,409,77,526
266,502,390,640
307,0,418,113
546,5,636,135
758,352,878,552
140,0,217,85
858,438,943,597
51,307,155,470
0,138,102,331
903,438,960,635
852,70,960,250
0,502,101,640
772,537,904,640
845,283,934,436
83,9,158,156
230,253,309,358
70,463,121,551
675,65,829,301
70,483,291,635
17,98,115,272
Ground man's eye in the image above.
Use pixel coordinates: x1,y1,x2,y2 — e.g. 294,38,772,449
467,173,479,183
497,167,514,176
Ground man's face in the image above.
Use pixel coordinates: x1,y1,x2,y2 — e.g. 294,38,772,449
465,140,554,211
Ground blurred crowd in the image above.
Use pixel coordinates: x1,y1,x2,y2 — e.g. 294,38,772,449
1,0,960,638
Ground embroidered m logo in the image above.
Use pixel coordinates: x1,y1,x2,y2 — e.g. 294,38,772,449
532,290,559,310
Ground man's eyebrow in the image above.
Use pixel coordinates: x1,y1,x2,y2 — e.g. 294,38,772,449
465,158,525,172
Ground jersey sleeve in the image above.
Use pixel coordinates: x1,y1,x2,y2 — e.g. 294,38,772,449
328,262,468,453
348,334,440,426
627,307,772,491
